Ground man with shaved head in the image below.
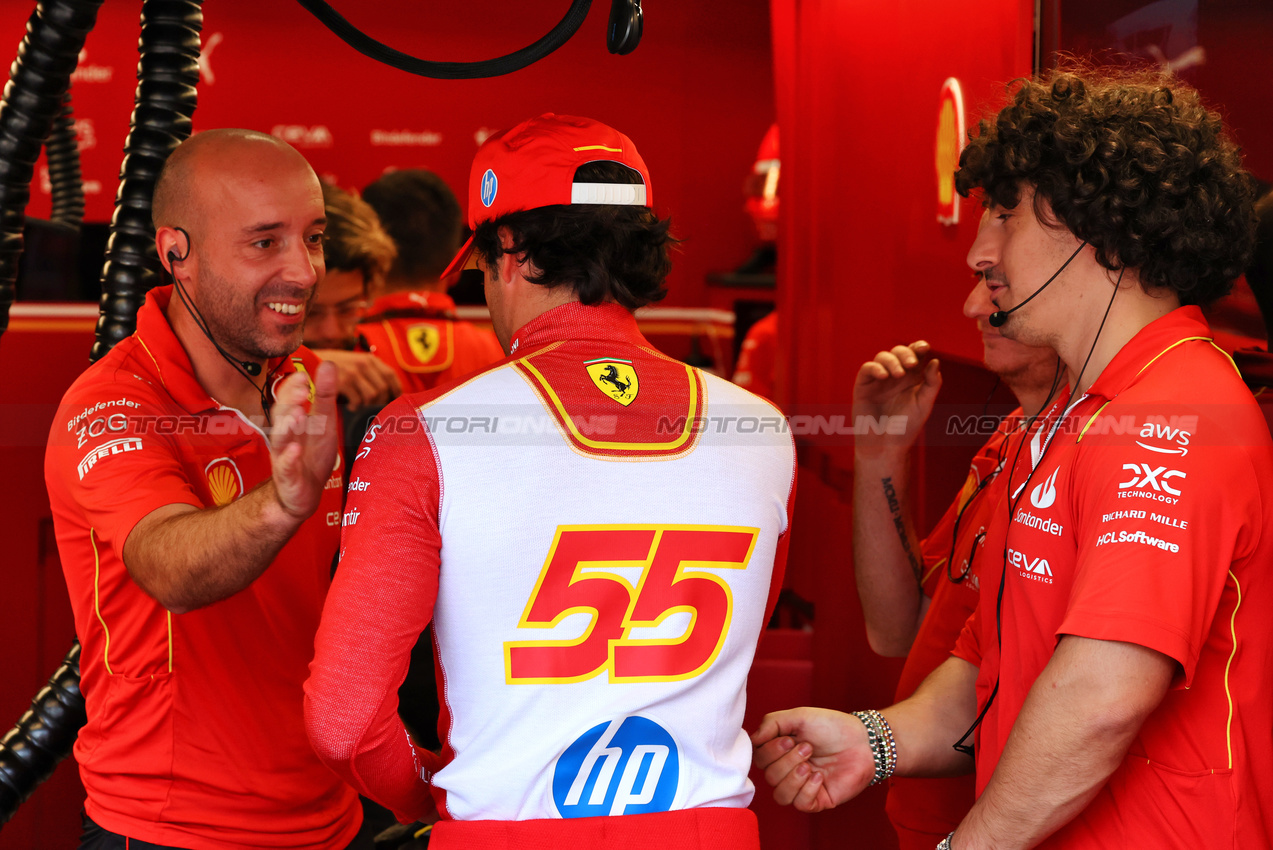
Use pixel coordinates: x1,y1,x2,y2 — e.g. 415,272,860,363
46,128,364,849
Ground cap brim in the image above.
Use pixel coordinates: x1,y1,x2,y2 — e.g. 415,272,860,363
440,235,478,285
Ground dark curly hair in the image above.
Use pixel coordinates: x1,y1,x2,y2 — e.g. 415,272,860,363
362,169,463,284
472,161,677,311
956,67,1258,306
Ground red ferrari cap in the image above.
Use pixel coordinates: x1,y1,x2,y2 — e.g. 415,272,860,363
441,113,653,280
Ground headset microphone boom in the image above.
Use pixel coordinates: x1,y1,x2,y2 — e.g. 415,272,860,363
987,240,1089,328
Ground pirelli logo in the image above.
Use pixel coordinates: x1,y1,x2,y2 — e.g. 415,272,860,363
77,437,143,480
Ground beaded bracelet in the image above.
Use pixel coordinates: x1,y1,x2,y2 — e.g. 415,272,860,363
850,709,898,785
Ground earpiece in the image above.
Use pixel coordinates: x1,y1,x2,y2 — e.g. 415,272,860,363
986,240,1088,328
166,226,267,383
607,0,643,55
167,227,192,270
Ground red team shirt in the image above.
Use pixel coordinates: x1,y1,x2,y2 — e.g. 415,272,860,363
886,415,1025,849
45,287,360,850
732,311,778,402
305,302,796,849
358,290,504,394
953,307,1273,848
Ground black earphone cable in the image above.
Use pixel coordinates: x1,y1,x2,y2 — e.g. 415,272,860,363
167,228,276,424
952,267,1124,758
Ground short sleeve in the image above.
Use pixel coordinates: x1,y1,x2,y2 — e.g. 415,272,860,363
1060,407,1260,686
951,603,983,667
46,380,202,555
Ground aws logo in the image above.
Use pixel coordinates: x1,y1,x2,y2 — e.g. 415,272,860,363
585,358,639,406
1135,418,1194,457
205,457,244,506
553,716,679,818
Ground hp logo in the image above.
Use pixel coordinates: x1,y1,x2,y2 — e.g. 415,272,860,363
552,716,679,818
480,168,498,207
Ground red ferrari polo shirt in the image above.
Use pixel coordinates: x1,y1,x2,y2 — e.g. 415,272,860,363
953,306,1273,848
45,286,359,850
358,290,504,394
732,311,778,402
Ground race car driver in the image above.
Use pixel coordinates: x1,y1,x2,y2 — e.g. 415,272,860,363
304,113,796,849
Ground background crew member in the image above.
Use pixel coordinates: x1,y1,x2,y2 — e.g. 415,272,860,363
753,68,1273,850
359,169,504,392
304,113,796,848
45,130,363,848
305,182,402,413
852,266,1057,849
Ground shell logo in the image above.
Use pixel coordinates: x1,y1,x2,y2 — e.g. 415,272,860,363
936,77,967,226
205,457,244,507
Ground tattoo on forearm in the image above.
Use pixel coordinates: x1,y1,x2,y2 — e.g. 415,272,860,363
882,477,923,583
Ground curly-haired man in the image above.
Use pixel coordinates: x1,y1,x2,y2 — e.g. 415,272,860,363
303,114,796,848
753,68,1273,850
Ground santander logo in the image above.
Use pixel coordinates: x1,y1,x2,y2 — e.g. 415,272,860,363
1030,467,1059,510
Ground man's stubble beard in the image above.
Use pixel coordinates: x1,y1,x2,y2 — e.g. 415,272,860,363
197,259,313,361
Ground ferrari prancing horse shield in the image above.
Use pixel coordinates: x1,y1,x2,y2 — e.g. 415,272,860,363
585,357,639,406
408,324,441,363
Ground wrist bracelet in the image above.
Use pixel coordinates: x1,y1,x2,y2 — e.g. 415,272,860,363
936,831,955,850
850,709,897,785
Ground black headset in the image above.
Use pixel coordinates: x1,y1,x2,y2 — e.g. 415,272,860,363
607,0,643,55
166,226,278,419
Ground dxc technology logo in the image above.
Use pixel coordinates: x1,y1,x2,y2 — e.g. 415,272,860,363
552,716,679,818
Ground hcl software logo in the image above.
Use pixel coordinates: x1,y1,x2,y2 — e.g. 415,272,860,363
552,716,679,817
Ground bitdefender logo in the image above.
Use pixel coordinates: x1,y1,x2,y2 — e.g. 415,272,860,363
553,716,679,818
1030,467,1059,509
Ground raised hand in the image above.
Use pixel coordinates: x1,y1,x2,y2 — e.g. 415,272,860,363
270,361,340,519
852,341,942,461
750,707,876,813
315,349,403,411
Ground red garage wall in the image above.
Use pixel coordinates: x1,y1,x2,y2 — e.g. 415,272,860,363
0,0,776,310
771,2,1035,847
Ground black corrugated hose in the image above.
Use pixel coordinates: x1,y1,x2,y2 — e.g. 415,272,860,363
0,0,103,825
0,0,202,829
0,0,102,337
91,0,203,363
47,92,86,228
0,645,87,825
296,0,592,79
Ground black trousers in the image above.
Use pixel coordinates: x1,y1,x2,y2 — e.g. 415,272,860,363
78,813,187,850
78,802,387,850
